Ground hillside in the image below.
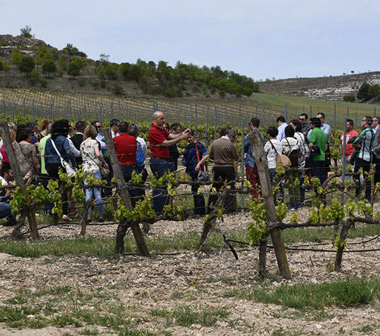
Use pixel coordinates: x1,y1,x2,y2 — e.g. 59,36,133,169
258,72,380,101
0,34,258,101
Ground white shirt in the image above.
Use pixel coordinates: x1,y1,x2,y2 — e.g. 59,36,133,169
264,139,283,169
281,137,299,156
277,123,288,141
137,136,148,159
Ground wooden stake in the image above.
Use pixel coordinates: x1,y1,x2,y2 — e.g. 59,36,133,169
0,122,39,239
103,127,150,256
248,132,291,279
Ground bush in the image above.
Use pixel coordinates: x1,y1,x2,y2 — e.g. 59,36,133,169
20,25,32,38
42,60,57,77
67,57,87,77
343,95,355,103
18,56,35,74
0,59,10,71
111,83,124,95
357,83,371,101
11,48,23,65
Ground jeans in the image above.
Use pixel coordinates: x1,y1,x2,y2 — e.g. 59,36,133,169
150,157,170,215
85,172,103,215
0,202,12,219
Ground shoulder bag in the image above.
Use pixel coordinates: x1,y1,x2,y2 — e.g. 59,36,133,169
270,140,291,168
196,142,209,181
51,139,76,177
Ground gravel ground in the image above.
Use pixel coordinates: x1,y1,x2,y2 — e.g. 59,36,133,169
1,212,380,335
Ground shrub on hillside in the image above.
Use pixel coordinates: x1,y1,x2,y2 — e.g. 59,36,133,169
42,60,57,77
11,48,23,65
0,59,10,71
19,56,35,74
343,95,355,103
357,83,371,101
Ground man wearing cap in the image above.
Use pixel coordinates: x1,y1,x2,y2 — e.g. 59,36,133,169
149,111,190,215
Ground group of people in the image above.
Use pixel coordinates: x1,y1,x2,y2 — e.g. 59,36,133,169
0,109,379,226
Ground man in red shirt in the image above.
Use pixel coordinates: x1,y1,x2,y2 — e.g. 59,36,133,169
149,111,190,215
113,122,139,206
339,119,358,181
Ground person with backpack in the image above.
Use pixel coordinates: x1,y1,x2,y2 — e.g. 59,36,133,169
281,125,300,210
290,119,309,206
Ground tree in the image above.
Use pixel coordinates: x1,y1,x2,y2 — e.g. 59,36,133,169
67,62,81,76
67,57,87,77
20,25,32,38
62,43,87,57
42,60,57,77
18,56,35,74
357,83,371,101
11,48,23,65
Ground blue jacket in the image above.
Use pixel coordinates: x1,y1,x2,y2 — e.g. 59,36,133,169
45,135,76,167
244,129,265,168
183,141,208,177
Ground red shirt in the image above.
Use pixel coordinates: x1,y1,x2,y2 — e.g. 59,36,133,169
149,123,170,159
113,133,137,166
340,129,359,157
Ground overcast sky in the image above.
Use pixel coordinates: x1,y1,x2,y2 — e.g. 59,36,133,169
1,0,379,81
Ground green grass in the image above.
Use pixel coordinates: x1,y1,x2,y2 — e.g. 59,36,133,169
150,306,231,327
1,222,380,258
224,277,380,309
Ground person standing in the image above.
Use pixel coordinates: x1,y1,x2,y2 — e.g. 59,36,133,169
244,117,265,199
168,123,183,172
339,119,358,181
353,116,375,201
208,128,239,213
70,121,87,166
372,117,380,186
110,119,120,138
113,122,140,206
281,126,300,210
290,119,309,206
148,111,190,215
263,126,282,203
80,125,109,222
182,129,209,215
276,116,288,141
299,113,310,139
308,118,328,186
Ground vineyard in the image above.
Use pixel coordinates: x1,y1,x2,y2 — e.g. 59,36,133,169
2,88,380,132
0,114,380,335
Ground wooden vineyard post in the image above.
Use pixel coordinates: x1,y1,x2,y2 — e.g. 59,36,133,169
248,132,291,279
0,122,40,239
103,128,150,256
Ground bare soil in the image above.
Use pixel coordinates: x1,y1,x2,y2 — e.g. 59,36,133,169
1,213,380,335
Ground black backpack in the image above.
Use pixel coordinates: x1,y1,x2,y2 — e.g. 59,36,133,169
286,138,299,167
